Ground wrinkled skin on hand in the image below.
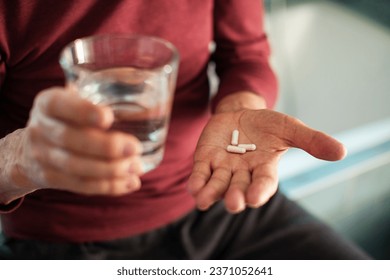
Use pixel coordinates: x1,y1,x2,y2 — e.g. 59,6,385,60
1,87,144,204
188,109,346,213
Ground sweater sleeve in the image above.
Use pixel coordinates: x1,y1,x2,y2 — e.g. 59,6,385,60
0,197,24,214
211,0,278,110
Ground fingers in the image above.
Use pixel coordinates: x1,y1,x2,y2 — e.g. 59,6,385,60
194,167,231,211
26,128,144,195
187,161,211,195
282,115,347,161
189,163,278,213
32,164,141,196
34,144,144,178
224,169,250,213
245,163,278,208
23,87,144,196
32,87,114,128
30,115,142,159
31,88,143,159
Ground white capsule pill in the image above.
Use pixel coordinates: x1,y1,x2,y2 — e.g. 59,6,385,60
231,129,239,145
238,144,256,151
226,145,246,154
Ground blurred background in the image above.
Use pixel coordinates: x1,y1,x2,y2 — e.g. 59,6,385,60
264,0,390,259
1,0,388,260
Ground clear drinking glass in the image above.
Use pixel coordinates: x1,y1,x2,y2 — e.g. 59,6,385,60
59,34,179,172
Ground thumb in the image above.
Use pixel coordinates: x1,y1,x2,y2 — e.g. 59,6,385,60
283,116,347,161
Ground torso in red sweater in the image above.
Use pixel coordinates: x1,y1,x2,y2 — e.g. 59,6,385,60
0,0,277,242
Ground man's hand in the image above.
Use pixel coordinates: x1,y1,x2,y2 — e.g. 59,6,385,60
188,93,346,213
1,87,144,204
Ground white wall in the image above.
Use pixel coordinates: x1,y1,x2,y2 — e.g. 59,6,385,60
266,0,390,134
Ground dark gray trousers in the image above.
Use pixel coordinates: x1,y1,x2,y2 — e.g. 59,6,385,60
0,191,370,259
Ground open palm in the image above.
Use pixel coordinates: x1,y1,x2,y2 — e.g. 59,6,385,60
187,109,346,213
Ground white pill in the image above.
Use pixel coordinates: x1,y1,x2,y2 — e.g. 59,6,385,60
231,129,239,145
226,145,246,154
238,144,256,151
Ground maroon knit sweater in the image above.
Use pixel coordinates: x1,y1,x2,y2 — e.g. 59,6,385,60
0,0,277,242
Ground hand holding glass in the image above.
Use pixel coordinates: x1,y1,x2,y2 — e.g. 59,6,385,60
60,35,179,172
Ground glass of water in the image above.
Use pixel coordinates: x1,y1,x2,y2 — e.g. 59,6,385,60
59,34,179,173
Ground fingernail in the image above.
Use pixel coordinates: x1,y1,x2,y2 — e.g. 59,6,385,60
89,111,100,125
197,202,210,211
123,144,133,157
228,208,244,214
127,177,141,191
123,143,142,157
128,159,144,175
127,181,134,190
100,107,114,128
90,107,114,128
246,203,261,209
